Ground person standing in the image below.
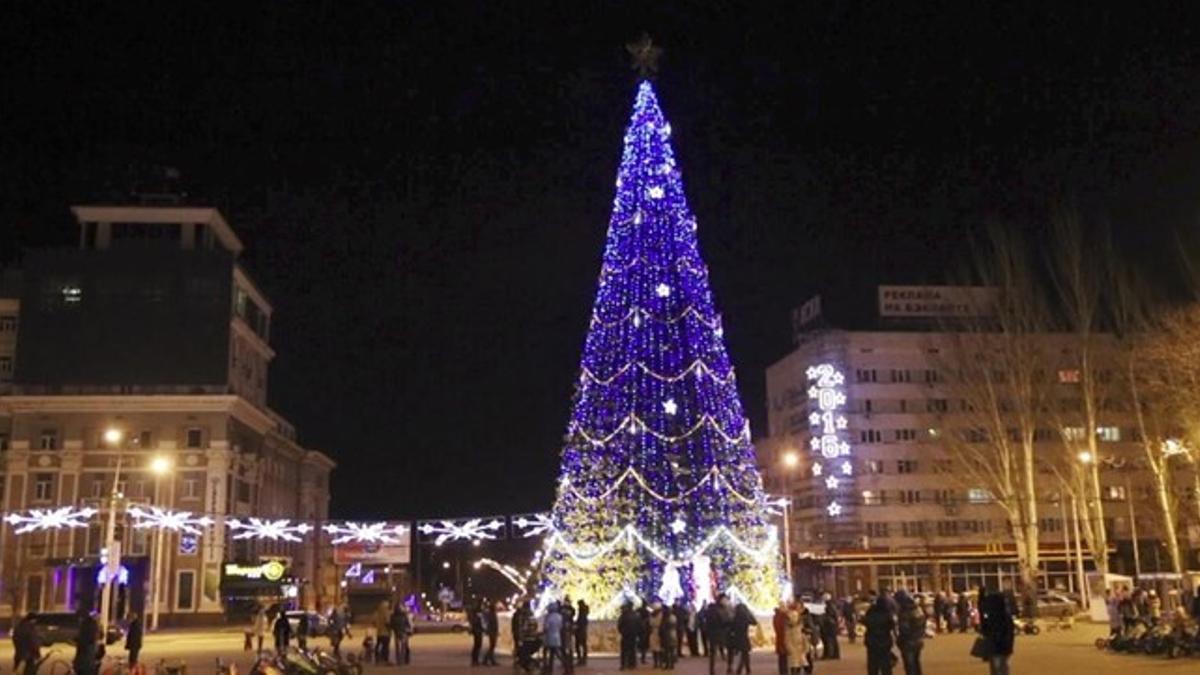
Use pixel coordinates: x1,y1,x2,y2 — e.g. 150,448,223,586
820,596,840,660
374,601,393,664
637,602,651,665
125,612,144,668
73,607,100,675
560,597,575,672
978,592,1014,675
649,605,663,669
785,603,813,675
841,597,858,644
661,606,678,670
773,603,789,675
574,599,590,666
685,602,700,657
672,600,688,659
391,602,413,666
273,609,293,655
13,613,40,675
707,595,733,675
329,607,346,656
956,592,971,633
895,593,924,675
483,601,500,666
543,602,564,674
618,602,639,671
697,601,711,657
297,612,310,652
469,600,484,666
729,602,757,675
1104,590,1122,638
863,595,896,675
253,605,270,654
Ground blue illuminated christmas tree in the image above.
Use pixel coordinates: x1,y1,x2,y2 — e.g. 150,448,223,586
539,81,783,617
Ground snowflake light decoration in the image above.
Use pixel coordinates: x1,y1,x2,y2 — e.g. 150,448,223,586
510,513,554,539
662,398,678,416
227,517,312,542
418,518,505,546
4,506,97,534
323,521,409,545
127,505,213,535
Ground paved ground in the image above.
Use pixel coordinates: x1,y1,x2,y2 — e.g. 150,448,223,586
5,623,1198,674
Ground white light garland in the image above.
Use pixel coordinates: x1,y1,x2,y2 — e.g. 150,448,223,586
571,413,749,446
591,305,719,330
4,506,97,534
128,505,213,535
580,359,735,386
559,466,765,507
511,513,555,539
417,518,505,546
322,521,409,545
544,522,777,568
227,517,313,542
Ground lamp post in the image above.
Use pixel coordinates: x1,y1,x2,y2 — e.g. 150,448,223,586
99,427,124,635
780,450,800,583
148,455,172,631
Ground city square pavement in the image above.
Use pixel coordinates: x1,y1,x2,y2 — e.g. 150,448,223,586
3,622,1198,675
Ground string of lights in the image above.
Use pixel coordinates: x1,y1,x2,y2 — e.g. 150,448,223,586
590,304,722,330
569,413,750,445
579,359,735,386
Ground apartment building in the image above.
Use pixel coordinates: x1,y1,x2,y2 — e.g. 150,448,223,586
0,201,336,625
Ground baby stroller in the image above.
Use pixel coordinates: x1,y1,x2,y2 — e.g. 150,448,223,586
514,636,543,674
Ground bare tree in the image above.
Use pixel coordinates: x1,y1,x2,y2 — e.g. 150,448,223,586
934,224,1049,610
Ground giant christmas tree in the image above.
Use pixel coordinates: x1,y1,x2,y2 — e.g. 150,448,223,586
539,80,784,617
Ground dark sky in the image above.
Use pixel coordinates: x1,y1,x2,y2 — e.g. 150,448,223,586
4,2,1200,518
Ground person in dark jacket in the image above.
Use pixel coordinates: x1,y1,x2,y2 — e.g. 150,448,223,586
482,600,499,666
468,600,484,666
863,595,895,675
574,599,590,666
297,613,310,651
956,592,971,633
895,592,924,675
390,603,413,665
125,613,144,667
697,602,711,657
729,602,757,675
273,610,292,655
673,600,689,659
637,603,652,665
73,607,100,675
706,596,734,675
617,603,639,671
843,597,859,644
821,597,840,659
13,613,40,675
979,592,1013,675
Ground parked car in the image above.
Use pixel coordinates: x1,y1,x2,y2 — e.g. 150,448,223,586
32,612,123,646
1036,591,1081,617
285,610,329,637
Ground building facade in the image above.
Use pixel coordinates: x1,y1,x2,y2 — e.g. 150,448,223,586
760,285,1200,598
0,203,336,625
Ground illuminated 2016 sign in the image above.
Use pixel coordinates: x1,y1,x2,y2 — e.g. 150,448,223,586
807,364,852,517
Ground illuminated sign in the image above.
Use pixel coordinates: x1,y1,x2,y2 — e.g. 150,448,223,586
807,363,852,517
224,560,286,582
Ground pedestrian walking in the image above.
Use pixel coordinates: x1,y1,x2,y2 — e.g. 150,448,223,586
978,592,1014,675
729,602,757,675
253,606,270,653
785,603,813,675
895,592,924,675
273,609,292,655
297,612,310,651
13,613,39,675
842,597,858,644
820,596,840,660
1104,590,1122,638
543,602,565,674
469,600,485,666
483,600,500,666
72,607,100,675
391,602,413,665
706,595,733,675
125,612,144,667
618,602,639,671
863,595,896,675
574,599,590,666
328,607,346,656
956,592,971,633
374,601,393,664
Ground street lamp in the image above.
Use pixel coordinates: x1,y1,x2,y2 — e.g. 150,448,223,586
148,455,173,631
779,450,800,582
99,427,124,635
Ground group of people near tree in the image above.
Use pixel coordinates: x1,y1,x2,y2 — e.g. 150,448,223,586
613,597,703,671
510,597,590,673
10,606,139,675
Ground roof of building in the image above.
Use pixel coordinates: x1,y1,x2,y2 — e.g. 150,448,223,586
70,205,245,255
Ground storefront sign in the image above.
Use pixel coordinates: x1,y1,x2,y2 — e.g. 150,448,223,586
223,560,287,582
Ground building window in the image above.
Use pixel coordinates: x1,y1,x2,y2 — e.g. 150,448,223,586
895,429,918,442
923,369,940,383
91,479,105,498
0,315,16,332
865,522,889,538
962,519,993,534
860,429,883,443
936,521,960,537
185,428,204,449
1096,426,1121,442
134,431,153,448
33,474,54,502
856,369,877,383
932,459,953,474
899,490,921,504
967,488,993,504
1058,369,1082,384
39,430,58,450
1062,426,1086,441
934,489,956,504
1039,518,1063,533
182,478,200,501
0,356,12,377
902,522,925,537
926,399,948,413
897,460,918,474
865,460,885,474
862,490,883,506
176,570,196,610
964,428,988,443
1033,428,1056,442
0,434,8,451
890,369,912,383
1104,485,1127,501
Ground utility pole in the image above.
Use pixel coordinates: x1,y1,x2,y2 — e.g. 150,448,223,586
99,440,124,636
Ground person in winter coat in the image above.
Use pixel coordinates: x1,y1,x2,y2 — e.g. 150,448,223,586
706,596,734,675
125,612,144,667
297,613,310,651
729,602,758,675
617,603,639,671
273,610,293,655
391,603,413,665
821,597,840,660
842,597,859,644
863,595,896,675
1104,590,1123,638
469,600,484,666
73,607,100,675
895,592,925,675
785,604,813,675
328,608,346,656
649,605,664,668
560,598,575,674
543,603,565,674
661,610,678,670
956,593,971,633
637,603,652,665
773,604,789,675
373,601,393,664
979,592,1014,675
574,599,590,666
13,613,40,675
253,606,270,653
483,600,500,666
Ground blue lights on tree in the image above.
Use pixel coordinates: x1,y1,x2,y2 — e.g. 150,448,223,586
539,80,783,616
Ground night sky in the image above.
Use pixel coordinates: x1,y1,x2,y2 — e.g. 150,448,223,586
4,3,1200,518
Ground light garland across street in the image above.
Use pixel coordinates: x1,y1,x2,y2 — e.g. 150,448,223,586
127,505,212,535
227,517,313,542
3,506,97,534
322,521,409,545
416,517,505,546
